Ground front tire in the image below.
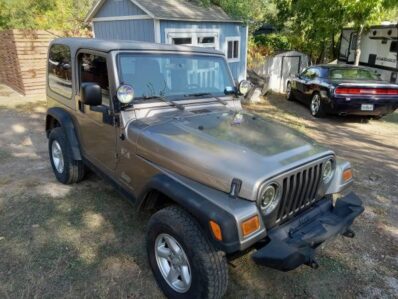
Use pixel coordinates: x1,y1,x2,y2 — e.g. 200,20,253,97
147,206,228,299
48,127,85,184
310,92,325,117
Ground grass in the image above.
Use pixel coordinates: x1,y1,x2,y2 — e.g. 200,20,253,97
0,179,161,298
0,148,12,162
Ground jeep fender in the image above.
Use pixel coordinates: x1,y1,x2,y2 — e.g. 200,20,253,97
138,173,266,253
46,107,82,161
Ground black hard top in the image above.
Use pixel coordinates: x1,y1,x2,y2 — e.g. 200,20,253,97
51,38,225,56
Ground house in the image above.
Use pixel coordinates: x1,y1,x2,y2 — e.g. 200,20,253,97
85,0,248,81
338,23,398,83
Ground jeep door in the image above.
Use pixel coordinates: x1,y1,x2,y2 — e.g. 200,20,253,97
74,51,118,172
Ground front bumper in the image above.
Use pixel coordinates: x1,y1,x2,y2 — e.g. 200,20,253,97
251,192,364,271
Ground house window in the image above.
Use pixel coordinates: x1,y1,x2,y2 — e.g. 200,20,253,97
172,37,193,45
166,29,220,50
198,36,216,49
226,37,240,62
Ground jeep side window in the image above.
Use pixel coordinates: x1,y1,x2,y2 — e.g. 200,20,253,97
78,53,110,107
48,44,72,98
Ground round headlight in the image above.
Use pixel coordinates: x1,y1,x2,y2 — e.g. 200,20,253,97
323,159,335,183
238,80,251,95
259,184,279,213
117,84,135,104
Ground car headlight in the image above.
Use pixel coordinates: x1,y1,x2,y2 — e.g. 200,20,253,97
323,159,335,184
258,183,280,215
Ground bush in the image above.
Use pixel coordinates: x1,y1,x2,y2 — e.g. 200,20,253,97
254,33,291,52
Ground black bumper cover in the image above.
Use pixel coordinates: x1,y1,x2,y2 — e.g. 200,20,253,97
252,192,364,271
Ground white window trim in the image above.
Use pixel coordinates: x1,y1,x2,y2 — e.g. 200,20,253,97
92,15,152,22
225,36,241,63
164,28,221,50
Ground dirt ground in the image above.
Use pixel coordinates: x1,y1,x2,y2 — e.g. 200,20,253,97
0,87,397,298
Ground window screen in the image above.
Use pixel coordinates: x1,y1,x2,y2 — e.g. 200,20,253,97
78,54,110,106
48,44,72,98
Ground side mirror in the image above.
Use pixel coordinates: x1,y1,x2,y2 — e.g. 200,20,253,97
238,80,251,96
81,83,102,106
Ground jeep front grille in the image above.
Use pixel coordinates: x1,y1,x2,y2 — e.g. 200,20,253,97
275,161,324,224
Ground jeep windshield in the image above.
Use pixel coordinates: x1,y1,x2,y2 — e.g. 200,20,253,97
117,53,235,100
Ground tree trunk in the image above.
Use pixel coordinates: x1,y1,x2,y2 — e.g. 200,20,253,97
354,25,364,66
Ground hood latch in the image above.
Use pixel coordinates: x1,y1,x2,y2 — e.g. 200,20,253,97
230,178,242,198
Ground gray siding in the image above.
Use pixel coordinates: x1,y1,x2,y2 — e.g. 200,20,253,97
93,19,155,42
96,0,146,17
160,21,247,81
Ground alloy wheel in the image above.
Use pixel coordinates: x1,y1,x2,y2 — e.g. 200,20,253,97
311,94,321,115
51,140,64,173
155,233,192,293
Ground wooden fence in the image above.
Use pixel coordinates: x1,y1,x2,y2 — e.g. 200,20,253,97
0,30,61,96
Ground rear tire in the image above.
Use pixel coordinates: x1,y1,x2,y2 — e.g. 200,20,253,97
147,206,228,299
48,127,85,184
310,92,325,117
286,82,294,101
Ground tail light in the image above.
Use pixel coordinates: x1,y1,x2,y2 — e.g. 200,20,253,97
335,87,398,95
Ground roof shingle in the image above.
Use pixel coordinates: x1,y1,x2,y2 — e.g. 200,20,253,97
87,0,241,23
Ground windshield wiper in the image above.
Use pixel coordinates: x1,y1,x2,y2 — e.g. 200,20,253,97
184,92,227,106
141,95,185,111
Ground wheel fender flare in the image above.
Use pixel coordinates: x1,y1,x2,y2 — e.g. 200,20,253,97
138,173,242,253
46,107,82,161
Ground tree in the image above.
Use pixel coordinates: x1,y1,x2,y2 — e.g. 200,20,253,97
339,0,398,66
200,0,277,31
0,0,95,31
272,0,346,63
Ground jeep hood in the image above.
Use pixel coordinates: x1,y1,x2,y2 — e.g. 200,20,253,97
131,110,333,201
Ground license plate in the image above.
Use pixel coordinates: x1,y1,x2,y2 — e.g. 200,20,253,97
361,104,374,111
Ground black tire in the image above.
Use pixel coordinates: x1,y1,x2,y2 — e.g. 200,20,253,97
286,82,294,101
48,127,85,184
310,92,325,117
147,206,228,299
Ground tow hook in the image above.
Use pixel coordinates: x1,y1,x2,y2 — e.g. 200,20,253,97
306,259,319,269
342,228,355,238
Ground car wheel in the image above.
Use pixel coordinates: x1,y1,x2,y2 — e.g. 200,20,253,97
286,82,294,101
310,93,325,117
48,127,85,184
147,206,228,299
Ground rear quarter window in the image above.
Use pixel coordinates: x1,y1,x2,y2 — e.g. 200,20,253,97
48,44,73,98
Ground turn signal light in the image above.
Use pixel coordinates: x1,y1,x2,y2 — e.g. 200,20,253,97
241,216,260,237
210,221,223,241
343,169,353,182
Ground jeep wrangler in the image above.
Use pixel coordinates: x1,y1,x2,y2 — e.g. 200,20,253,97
46,38,364,299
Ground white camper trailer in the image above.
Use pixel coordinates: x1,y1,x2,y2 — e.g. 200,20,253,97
338,24,398,83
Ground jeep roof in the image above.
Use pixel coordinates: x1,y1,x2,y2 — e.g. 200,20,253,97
50,37,225,56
